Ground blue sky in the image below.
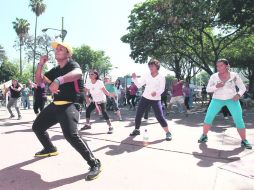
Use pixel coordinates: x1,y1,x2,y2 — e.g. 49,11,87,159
0,0,169,78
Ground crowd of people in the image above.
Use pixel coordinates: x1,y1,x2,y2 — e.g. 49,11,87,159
1,41,253,181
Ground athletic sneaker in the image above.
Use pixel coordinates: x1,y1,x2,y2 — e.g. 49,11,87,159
9,114,15,118
129,129,140,136
166,132,172,141
198,134,208,143
86,159,102,180
80,124,91,131
107,127,114,134
241,140,252,149
18,115,22,120
35,147,58,157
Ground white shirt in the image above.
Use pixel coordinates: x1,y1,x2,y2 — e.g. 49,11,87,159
115,85,123,96
206,72,246,100
132,73,165,100
85,80,106,103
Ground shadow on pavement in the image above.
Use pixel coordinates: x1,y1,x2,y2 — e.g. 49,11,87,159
3,128,33,134
192,143,243,167
93,136,165,155
0,158,85,190
2,121,34,127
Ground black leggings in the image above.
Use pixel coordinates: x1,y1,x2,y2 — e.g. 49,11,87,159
86,102,109,120
127,95,136,107
32,103,97,167
33,97,46,114
184,97,190,110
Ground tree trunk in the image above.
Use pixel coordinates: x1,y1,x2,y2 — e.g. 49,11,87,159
174,56,181,80
32,16,38,81
20,39,22,76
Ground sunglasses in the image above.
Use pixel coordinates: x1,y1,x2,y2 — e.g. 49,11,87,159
89,73,95,76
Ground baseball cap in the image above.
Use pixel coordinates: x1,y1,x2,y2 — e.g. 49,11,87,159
51,41,73,55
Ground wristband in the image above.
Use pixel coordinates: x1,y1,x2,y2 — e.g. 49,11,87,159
57,76,64,85
54,78,60,85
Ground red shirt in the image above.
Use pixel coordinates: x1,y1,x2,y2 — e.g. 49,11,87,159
129,84,138,95
172,83,183,97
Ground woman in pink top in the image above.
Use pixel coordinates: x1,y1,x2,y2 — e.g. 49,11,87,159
127,82,138,110
168,79,188,116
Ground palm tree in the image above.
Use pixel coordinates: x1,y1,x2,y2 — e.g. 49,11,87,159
12,18,30,76
29,0,46,81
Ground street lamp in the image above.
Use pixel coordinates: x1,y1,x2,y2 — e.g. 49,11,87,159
42,17,67,42
42,28,67,42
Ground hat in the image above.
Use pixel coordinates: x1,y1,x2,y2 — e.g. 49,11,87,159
51,41,73,55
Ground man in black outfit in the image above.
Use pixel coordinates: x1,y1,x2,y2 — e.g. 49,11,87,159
32,41,101,180
6,79,22,119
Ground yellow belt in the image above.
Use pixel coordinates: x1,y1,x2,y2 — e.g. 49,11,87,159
53,101,72,105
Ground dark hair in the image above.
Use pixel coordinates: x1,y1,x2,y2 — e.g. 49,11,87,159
90,69,100,80
115,79,121,89
217,59,229,65
148,59,160,70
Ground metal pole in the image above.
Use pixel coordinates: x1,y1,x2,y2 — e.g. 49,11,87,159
61,17,64,42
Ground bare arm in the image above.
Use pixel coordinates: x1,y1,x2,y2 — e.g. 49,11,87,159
132,73,146,88
61,68,82,83
101,87,115,97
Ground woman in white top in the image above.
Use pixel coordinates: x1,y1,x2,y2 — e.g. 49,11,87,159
198,59,252,149
114,79,123,106
129,59,172,141
81,70,115,134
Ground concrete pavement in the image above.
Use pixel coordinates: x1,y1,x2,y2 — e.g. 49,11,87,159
0,105,254,190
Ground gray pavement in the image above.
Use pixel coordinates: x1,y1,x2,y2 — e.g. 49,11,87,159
0,105,254,190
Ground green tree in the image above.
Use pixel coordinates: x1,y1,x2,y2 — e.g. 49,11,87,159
23,34,54,64
218,0,254,29
29,0,46,81
121,0,249,76
222,35,254,92
12,18,30,76
72,45,112,80
0,60,19,83
196,71,210,86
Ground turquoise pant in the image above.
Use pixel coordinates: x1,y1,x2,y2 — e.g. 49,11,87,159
204,99,245,129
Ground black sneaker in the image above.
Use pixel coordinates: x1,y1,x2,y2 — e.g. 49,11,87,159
35,147,58,157
107,127,114,134
86,159,102,180
241,140,252,149
18,115,22,120
198,134,208,143
9,114,15,118
129,129,140,136
80,124,91,131
166,132,172,141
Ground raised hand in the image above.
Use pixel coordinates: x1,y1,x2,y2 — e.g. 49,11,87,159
132,73,137,79
39,55,48,66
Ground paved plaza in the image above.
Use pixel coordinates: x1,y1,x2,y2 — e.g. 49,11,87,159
0,105,254,190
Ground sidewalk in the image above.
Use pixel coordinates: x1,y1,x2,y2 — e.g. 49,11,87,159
0,106,254,190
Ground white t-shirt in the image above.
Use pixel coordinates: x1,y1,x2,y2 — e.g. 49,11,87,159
132,73,165,100
85,80,106,103
206,72,246,100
